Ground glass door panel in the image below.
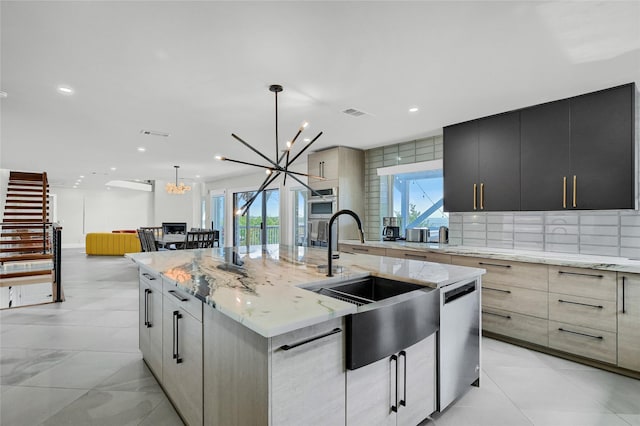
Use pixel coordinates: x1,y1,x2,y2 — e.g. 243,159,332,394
211,194,225,246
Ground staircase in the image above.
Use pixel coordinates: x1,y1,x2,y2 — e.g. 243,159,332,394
0,171,62,308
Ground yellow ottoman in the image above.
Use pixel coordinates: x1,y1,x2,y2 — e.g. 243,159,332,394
85,233,142,256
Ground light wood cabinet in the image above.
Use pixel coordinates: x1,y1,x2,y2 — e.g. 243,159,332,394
204,308,346,426
386,249,451,264
452,256,548,291
162,284,203,426
548,293,616,333
548,266,616,301
271,318,345,426
139,269,163,380
308,147,340,189
482,283,548,318
618,274,640,371
346,334,436,426
482,308,548,347
548,321,617,365
340,243,387,256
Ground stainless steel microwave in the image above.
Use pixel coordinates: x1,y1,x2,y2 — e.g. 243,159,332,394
308,188,337,219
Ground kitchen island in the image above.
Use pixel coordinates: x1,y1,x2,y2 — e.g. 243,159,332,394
128,244,484,426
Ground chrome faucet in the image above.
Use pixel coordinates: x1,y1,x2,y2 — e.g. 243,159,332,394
327,209,365,277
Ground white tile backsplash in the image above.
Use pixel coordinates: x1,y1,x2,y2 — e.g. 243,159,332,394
447,210,640,258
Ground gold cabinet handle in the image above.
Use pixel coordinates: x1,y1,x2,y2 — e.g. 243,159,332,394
480,183,484,210
572,175,577,208
473,183,477,210
563,176,567,209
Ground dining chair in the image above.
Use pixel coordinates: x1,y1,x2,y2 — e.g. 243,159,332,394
184,230,215,249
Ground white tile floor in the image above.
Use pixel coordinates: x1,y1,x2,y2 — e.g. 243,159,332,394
1,249,639,425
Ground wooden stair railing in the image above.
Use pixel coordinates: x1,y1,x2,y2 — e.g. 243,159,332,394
1,171,62,309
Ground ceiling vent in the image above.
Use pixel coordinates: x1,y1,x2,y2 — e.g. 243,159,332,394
342,108,368,117
140,129,170,137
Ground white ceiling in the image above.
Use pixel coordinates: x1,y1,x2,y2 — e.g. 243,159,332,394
1,1,639,190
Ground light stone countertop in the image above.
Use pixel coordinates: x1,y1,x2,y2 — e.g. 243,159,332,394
127,245,484,338
340,239,640,274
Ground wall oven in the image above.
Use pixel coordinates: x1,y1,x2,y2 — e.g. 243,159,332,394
307,188,338,248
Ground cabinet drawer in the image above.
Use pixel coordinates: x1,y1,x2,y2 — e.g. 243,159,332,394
452,256,548,291
162,278,202,322
386,249,451,264
549,321,616,364
482,308,548,347
482,283,548,318
548,266,616,301
140,267,162,291
548,292,616,333
340,244,386,256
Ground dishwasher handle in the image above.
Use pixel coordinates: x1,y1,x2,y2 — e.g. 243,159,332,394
443,281,477,305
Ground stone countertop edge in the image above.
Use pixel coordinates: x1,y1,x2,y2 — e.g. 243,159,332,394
125,248,484,338
340,240,640,274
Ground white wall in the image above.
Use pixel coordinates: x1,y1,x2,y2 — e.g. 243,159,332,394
152,180,202,230
52,186,154,246
0,169,9,217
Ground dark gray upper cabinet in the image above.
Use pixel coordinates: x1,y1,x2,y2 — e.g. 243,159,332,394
444,112,520,212
521,100,571,211
445,82,636,212
570,84,635,210
477,111,521,211
443,120,478,212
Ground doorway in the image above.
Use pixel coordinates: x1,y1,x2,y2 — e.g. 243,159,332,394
233,189,280,248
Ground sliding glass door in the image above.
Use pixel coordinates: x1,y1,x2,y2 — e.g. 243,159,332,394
211,194,225,246
233,189,279,248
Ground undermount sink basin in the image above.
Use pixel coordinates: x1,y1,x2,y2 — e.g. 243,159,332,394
308,276,427,306
301,275,439,370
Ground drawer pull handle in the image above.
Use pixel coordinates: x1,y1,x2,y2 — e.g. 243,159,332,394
391,354,399,413
558,327,603,340
484,287,511,294
483,310,511,319
279,328,342,351
142,272,157,280
478,262,511,268
558,299,603,309
173,310,183,364
168,290,188,302
558,271,604,278
404,253,427,259
352,247,369,252
622,276,626,314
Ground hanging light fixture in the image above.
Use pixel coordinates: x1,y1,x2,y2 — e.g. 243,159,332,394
216,84,326,216
165,165,192,195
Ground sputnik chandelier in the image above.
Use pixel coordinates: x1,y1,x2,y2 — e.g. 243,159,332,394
165,165,192,195
216,84,325,215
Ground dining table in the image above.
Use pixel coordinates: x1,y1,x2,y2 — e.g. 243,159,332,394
156,234,186,249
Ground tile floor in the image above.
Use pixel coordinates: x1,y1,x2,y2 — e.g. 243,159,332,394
1,249,639,425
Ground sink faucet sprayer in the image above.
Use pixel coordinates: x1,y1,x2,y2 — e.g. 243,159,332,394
327,209,365,277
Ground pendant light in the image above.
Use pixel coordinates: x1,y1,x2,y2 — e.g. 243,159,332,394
165,165,191,194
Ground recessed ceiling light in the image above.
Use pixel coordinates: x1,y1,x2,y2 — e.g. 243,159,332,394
409,107,419,113
57,85,74,95
195,175,201,178
73,186,77,189
0,91,7,98
137,147,146,152
110,167,117,171
79,175,84,178
303,138,310,142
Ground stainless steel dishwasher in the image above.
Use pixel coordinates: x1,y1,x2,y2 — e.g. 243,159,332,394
438,278,480,411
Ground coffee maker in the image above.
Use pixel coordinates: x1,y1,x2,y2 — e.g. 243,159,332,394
382,217,401,241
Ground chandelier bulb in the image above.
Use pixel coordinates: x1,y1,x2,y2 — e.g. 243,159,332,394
265,169,272,175
215,155,225,161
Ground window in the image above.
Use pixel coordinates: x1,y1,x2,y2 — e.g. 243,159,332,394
380,161,448,239
293,189,308,246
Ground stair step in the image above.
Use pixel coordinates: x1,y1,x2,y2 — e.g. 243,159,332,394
2,219,46,223
6,194,45,198
4,206,45,210
7,188,45,193
7,182,45,188
0,238,46,244
9,171,46,181
0,246,47,254
1,232,46,237
4,212,45,216
1,225,49,230
0,269,52,280
0,253,53,263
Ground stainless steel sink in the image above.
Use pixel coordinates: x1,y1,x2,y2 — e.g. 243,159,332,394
302,275,439,369
311,276,426,306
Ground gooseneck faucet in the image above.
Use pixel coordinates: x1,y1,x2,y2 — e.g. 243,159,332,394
327,209,365,277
